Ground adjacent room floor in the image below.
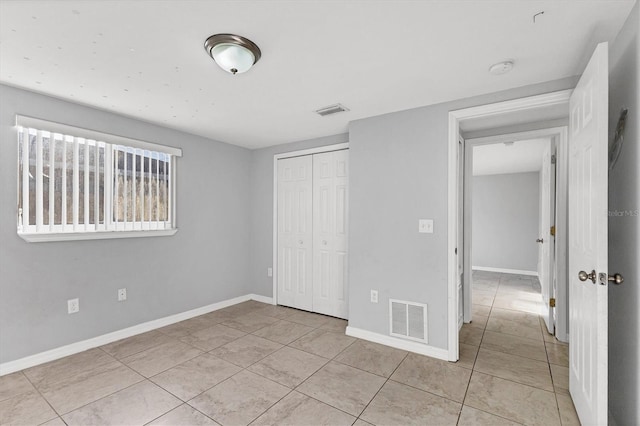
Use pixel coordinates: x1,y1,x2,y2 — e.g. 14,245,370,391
1,272,579,425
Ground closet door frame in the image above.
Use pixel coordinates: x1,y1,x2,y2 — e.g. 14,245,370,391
273,142,349,309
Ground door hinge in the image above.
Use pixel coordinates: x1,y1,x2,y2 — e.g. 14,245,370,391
549,298,556,308
551,154,556,164
550,226,556,236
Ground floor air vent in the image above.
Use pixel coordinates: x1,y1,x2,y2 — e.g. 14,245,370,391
390,299,428,343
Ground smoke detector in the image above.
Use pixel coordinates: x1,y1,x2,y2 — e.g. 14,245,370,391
489,60,514,75
315,103,350,117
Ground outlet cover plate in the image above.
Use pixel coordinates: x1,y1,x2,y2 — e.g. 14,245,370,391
118,288,127,301
67,298,79,314
370,290,379,303
419,219,434,233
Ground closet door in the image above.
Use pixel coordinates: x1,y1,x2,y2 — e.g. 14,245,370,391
277,156,313,311
312,150,349,319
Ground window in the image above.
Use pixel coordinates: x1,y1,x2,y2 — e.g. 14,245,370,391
16,116,182,242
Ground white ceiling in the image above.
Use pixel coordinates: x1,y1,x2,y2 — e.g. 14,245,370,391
0,1,635,149
473,138,550,176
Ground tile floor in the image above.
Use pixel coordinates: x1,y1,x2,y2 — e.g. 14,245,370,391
0,271,580,425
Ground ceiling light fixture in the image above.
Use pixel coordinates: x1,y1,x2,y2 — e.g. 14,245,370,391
489,60,514,75
204,34,261,75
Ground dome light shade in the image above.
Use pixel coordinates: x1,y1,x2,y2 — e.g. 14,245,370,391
204,34,261,75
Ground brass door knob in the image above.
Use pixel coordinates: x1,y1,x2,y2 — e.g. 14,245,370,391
608,273,624,285
578,270,596,284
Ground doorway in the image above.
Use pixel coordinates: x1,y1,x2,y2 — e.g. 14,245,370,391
467,136,553,324
447,91,572,362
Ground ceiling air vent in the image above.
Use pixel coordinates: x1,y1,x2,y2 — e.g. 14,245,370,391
315,103,350,117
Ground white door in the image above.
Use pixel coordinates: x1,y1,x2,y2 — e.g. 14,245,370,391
549,147,557,332
539,140,554,333
457,137,465,328
568,42,608,426
277,156,313,311
312,150,349,318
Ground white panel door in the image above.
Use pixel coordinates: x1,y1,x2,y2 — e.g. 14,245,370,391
568,42,608,426
277,156,313,311
457,137,465,328
539,140,554,333
312,150,349,319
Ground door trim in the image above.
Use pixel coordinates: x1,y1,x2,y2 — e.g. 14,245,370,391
447,90,572,361
272,142,349,307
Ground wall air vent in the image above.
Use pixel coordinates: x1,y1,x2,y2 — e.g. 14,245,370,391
390,299,428,343
315,103,350,117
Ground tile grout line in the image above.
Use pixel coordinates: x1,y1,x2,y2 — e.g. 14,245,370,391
27,348,135,421
458,286,491,425
178,309,349,425
351,351,410,423
39,304,266,423
244,313,352,424
19,370,62,425
467,273,568,424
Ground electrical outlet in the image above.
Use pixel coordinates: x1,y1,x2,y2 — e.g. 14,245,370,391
370,290,378,303
419,219,434,234
267,267,273,277
118,288,127,301
67,298,79,314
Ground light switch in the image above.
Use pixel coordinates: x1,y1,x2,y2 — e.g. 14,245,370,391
419,219,434,234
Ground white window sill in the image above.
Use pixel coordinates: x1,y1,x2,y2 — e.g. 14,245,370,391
18,229,178,243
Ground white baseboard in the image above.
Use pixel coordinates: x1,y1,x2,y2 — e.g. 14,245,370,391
472,266,538,276
345,326,449,361
0,294,271,376
249,294,274,305
555,331,569,344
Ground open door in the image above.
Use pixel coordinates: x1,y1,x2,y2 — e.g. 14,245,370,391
539,140,555,333
568,42,608,425
457,136,465,329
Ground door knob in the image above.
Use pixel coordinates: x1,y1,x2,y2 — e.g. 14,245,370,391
536,238,544,243
608,273,624,285
578,270,596,284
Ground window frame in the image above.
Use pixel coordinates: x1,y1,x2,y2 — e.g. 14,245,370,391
15,115,182,243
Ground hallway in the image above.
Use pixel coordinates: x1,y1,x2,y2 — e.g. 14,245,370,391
459,270,579,424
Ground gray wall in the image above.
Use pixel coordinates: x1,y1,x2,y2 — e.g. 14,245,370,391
346,77,577,350
472,172,540,272
1,77,580,362
608,3,639,424
0,84,252,364
249,133,349,298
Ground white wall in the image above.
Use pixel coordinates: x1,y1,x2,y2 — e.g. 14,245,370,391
608,3,639,424
0,84,252,364
472,172,540,272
